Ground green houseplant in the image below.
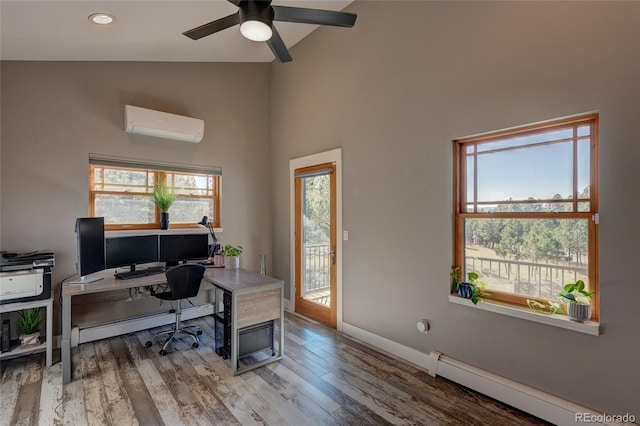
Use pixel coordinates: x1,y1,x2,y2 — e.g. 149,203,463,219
17,308,43,348
152,177,176,230
221,245,243,269
450,267,487,305
559,279,592,322
526,299,564,315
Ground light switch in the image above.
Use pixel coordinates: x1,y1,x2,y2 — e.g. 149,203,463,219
343,230,349,241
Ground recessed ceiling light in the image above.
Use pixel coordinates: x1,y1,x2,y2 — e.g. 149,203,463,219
89,13,115,25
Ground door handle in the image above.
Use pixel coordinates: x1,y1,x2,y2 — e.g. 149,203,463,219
329,245,336,265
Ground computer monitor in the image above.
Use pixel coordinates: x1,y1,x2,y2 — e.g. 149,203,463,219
159,234,209,266
105,235,159,272
71,217,105,284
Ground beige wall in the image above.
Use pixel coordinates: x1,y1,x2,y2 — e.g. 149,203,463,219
1,61,272,326
271,1,640,416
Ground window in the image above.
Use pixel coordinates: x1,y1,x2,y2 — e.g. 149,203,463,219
89,156,221,230
453,114,599,320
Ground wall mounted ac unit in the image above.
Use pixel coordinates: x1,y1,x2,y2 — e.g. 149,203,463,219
124,105,204,143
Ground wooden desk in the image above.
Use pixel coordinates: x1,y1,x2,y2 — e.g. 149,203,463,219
203,268,284,376
61,268,284,384
61,271,169,384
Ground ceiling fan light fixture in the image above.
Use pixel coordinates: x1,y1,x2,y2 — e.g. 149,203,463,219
88,13,115,25
240,19,272,42
182,0,357,63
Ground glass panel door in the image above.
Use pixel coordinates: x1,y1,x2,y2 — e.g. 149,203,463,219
294,163,336,327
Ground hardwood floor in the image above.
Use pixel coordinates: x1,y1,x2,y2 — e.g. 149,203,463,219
1,312,548,425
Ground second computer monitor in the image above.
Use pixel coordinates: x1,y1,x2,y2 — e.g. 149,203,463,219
159,234,209,265
74,217,105,282
105,235,159,272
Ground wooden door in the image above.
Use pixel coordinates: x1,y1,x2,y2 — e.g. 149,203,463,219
294,163,337,327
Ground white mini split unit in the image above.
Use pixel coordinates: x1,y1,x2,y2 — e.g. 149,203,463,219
124,105,204,143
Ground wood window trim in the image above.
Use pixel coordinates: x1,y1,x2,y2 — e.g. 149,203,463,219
453,114,599,321
89,166,221,231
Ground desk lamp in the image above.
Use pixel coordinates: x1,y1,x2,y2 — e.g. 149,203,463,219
197,216,219,261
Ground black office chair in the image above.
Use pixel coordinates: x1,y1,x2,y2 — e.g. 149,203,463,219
144,264,206,356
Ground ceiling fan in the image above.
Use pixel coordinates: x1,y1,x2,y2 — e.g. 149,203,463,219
183,0,357,63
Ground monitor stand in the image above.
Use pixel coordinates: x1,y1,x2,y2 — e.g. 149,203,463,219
69,275,104,284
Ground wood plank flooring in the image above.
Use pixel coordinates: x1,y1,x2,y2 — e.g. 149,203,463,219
1,312,549,425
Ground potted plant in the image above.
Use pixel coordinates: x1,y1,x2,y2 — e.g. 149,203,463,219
526,299,564,315
221,244,243,269
450,267,487,305
152,177,176,230
559,279,592,322
17,308,42,348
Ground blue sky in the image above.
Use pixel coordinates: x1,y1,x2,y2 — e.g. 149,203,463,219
467,133,590,202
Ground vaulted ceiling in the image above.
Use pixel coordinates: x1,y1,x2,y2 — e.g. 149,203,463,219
1,0,353,62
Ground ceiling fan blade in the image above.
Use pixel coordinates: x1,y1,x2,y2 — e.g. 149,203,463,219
273,6,357,27
183,12,240,40
266,27,292,63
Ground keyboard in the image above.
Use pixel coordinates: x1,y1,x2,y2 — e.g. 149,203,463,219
114,268,165,280
114,270,149,280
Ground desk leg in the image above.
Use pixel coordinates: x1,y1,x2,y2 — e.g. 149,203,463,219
231,293,238,375
46,298,53,367
62,294,71,385
279,286,284,358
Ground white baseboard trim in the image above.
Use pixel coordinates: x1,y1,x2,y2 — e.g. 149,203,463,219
284,297,294,312
70,304,214,347
340,322,634,426
341,321,430,371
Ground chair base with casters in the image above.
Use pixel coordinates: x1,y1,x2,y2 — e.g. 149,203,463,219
144,299,203,355
144,264,206,356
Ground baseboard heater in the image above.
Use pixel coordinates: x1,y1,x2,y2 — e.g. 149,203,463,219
71,304,214,347
427,351,634,426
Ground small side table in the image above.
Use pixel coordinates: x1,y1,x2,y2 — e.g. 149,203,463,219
0,297,53,367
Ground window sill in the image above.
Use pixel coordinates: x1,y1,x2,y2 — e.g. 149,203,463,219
448,294,599,336
106,228,223,238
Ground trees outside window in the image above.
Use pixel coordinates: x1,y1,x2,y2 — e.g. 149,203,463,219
90,165,220,230
453,114,599,319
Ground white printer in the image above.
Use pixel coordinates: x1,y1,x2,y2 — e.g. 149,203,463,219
0,252,53,304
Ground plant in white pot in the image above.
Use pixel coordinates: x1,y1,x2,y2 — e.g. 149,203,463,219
559,279,593,322
221,245,243,269
18,308,43,348
152,177,176,230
